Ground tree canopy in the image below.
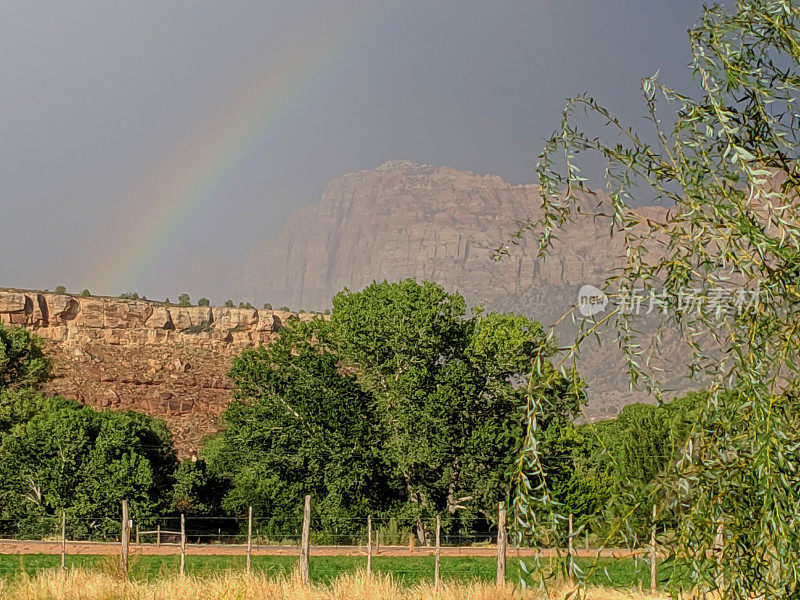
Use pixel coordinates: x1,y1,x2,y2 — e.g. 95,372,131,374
0,391,176,538
209,280,584,543
0,322,49,392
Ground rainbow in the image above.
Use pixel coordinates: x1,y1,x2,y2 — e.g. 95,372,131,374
86,5,393,296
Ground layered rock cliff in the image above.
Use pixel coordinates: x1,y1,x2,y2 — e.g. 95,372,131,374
241,160,610,318
0,288,316,455
239,160,677,418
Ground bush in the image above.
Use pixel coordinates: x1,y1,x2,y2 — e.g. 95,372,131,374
224,300,234,308
184,322,212,334
178,294,191,307
0,322,50,392
263,303,272,310
81,289,91,297
279,306,290,312
198,298,210,307
0,393,177,539
55,286,66,295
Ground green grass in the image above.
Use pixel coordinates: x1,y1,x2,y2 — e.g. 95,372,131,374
0,554,681,588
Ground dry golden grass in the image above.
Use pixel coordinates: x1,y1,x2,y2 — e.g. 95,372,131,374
0,569,670,600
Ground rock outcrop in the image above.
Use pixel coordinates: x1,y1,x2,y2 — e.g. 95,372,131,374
239,160,677,418
0,288,316,455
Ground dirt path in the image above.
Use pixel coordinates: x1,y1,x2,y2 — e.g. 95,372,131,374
0,539,642,558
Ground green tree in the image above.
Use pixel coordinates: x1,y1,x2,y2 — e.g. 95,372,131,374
206,318,392,537
54,286,66,295
263,303,272,310
171,460,225,515
0,394,176,538
197,298,210,307
0,322,49,392
81,289,91,297
510,1,800,594
210,280,577,544
178,294,191,307
331,280,582,543
224,300,234,308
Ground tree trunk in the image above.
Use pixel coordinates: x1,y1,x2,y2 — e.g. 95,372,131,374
404,472,428,546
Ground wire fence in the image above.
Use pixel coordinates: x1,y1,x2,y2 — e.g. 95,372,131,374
0,499,668,590
0,517,506,548
0,516,645,550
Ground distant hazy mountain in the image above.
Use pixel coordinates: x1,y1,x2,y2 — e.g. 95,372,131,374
239,161,685,419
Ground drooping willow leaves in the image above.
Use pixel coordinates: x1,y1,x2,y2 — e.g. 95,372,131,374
506,1,800,598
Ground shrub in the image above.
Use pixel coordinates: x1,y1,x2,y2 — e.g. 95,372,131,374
224,300,234,308
198,298,210,307
55,286,66,295
178,294,191,307
263,303,272,310
81,289,91,297
184,321,212,334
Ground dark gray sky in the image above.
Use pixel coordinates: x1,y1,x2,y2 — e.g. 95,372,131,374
1,1,708,303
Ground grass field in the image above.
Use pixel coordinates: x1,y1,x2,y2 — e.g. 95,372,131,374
0,553,673,588
0,568,672,600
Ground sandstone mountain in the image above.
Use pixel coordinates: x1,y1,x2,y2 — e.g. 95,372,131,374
241,160,614,318
0,288,317,456
240,160,682,418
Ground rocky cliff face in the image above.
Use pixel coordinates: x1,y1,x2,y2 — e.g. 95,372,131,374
241,160,624,318
240,160,677,418
0,288,316,456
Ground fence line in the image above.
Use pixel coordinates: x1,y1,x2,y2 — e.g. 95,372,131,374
12,501,660,588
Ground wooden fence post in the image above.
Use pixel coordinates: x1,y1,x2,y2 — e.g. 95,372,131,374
156,524,161,547
650,505,658,591
434,515,441,589
366,515,372,576
120,500,129,579
585,529,589,551
715,522,725,592
61,509,66,572
246,506,253,575
180,513,186,576
497,502,507,588
136,524,140,547
376,529,380,555
568,513,575,580
299,495,311,585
